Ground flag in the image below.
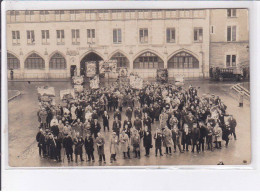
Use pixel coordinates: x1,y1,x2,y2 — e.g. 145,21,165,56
86,61,96,77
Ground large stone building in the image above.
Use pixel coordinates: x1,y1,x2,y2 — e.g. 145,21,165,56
6,9,249,79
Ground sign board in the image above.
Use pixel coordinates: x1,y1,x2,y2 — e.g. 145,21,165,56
86,61,96,77
60,89,75,99
130,75,143,89
99,60,117,74
37,86,55,97
90,75,100,89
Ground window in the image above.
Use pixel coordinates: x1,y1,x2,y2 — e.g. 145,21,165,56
70,10,80,21
50,53,66,69
133,51,164,69
10,11,20,22
72,29,80,44
55,10,65,21
56,30,65,44
110,52,129,68
41,30,50,44
227,26,236,42
194,28,203,42
227,9,237,17
40,11,49,21
25,53,45,69
113,29,122,44
139,28,148,43
87,29,95,44
12,31,20,44
7,53,20,69
168,51,199,69
85,10,96,20
166,28,175,43
25,11,34,22
27,30,35,44
226,55,236,67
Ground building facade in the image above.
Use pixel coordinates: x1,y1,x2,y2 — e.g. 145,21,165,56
6,9,248,79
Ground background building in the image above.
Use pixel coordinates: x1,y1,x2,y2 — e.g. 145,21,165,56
6,9,249,79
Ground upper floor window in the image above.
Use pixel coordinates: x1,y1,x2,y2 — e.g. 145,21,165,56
72,29,80,44
56,30,65,44
85,10,96,20
12,31,20,44
226,55,236,67
194,28,203,42
70,10,80,21
113,29,122,44
40,11,49,22
139,28,148,44
87,29,95,44
227,26,236,42
10,11,20,22
227,9,237,17
41,30,50,44
166,28,175,43
25,11,34,22
27,30,35,44
55,10,65,21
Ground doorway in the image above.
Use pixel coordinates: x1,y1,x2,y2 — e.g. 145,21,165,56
80,52,103,76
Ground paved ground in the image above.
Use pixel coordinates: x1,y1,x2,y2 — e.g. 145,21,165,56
7,80,251,167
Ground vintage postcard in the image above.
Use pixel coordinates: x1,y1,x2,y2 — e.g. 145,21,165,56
6,8,250,167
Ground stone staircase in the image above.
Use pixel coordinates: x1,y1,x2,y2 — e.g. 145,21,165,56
231,83,250,99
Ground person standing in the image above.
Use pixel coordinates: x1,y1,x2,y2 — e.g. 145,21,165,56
213,122,222,149
182,123,191,151
238,91,244,107
125,107,133,121
112,116,121,137
63,133,74,162
162,126,173,155
171,125,183,153
143,112,152,131
84,133,95,162
91,119,101,139
96,132,106,163
55,134,62,162
36,128,46,157
102,111,110,132
119,130,130,159
143,126,152,156
74,134,85,162
222,122,231,147
131,129,141,159
154,128,163,156
198,120,207,152
110,132,119,163
228,115,237,140
191,123,200,153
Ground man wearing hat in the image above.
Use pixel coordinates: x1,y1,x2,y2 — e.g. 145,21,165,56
84,133,95,162
36,128,46,157
154,128,163,156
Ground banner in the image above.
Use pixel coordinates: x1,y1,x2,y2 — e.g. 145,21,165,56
117,67,128,77
72,76,84,85
37,86,55,97
86,61,96,77
99,60,117,74
175,74,184,86
130,75,143,89
90,75,100,89
60,89,75,99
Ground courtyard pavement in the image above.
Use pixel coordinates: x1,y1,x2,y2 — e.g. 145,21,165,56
7,80,251,167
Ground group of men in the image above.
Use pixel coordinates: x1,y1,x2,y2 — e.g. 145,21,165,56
36,80,237,164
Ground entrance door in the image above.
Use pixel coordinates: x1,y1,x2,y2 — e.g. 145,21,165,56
80,52,103,76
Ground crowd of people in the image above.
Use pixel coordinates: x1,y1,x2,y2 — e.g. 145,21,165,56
36,80,237,164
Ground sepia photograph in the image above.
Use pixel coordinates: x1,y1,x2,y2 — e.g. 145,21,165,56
6,7,250,167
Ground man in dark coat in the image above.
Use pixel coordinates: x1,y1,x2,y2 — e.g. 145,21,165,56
51,125,60,137
74,136,84,162
134,117,142,133
143,112,152,131
55,134,62,162
84,133,95,162
228,115,237,140
36,128,46,157
222,122,231,147
112,116,121,137
134,107,142,119
154,129,163,156
75,105,84,122
63,133,74,162
91,119,101,139
191,123,200,153
143,127,152,156
198,120,207,152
